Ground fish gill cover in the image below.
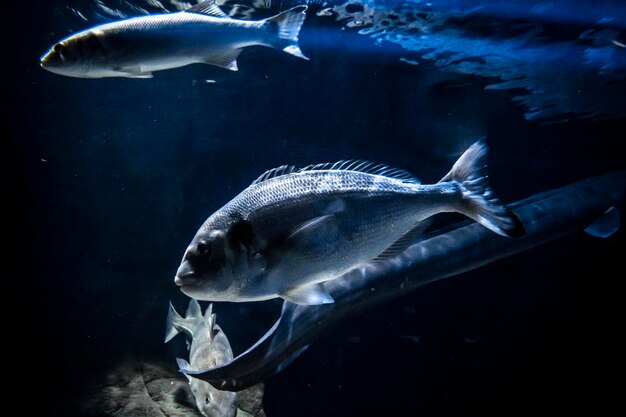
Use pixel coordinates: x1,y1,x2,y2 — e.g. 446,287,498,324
59,0,626,120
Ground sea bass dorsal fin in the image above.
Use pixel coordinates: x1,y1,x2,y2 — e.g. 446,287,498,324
186,0,228,18
280,283,334,305
205,303,217,342
251,160,419,186
252,165,299,185
302,160,420,183
204,302,213,320
186,299,202,318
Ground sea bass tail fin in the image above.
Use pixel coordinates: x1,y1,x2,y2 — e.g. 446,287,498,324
441,140,525,238
266,6,309,60
165,301,185,343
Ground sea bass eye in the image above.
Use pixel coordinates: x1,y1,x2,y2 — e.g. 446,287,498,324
196,241,211,256
54,43,65,53
204,396,210,404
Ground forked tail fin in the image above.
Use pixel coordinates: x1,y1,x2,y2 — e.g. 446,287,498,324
440,140,525,238
164,299,204,343
165,301,186,343
266,6,309,60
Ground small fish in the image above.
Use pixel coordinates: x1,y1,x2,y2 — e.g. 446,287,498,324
40,0,308,78
165,300,238,417
174,140,524,305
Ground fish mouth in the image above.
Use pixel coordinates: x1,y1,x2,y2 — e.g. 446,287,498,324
40,48,57,69
174,263,201,286
175,260,200,287
40,56,51,69
174,275,184,286
174,274,198,287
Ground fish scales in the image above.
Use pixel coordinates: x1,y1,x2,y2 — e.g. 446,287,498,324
41,1,308,78
175,141,525,305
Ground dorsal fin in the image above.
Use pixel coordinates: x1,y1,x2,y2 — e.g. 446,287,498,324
252,165,298,185
185,299,202,318
205,303,217,342
302,160,420,182
204,302,213,320
251,160,420,186
186,0,228,18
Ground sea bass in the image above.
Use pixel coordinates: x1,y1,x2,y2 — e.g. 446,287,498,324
40,1,308,78
165,300,238,417
174,140,525,305
180,171,625,391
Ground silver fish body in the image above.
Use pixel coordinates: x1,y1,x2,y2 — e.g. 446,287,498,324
175,141,525,305
165,300,238,417
180,171,626,391
40,1,308,78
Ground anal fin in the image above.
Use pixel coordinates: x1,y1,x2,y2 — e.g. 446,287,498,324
176,358,193,382
585,206,620,238
372,219,432,263
280,283,334,305
203,49,242,71
115,65,153,79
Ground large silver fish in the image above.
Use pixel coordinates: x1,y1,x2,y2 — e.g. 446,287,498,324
40,1,308,78
174,140,525,305
180,171,625,391
165,299,238,417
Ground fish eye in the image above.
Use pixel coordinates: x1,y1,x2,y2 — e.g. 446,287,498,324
53,43,65,53
204,396,210,404
196,241,211,256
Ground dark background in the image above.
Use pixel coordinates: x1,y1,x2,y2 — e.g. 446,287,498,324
6,1,625,415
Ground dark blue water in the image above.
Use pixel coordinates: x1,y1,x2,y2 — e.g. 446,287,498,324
8,1,625,415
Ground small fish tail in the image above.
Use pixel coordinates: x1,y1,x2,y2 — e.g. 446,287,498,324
265,6,309,60
441,140,525,238
165,301,185,343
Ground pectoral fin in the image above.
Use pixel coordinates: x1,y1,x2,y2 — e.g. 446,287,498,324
176,358,193,382
584,206,620,238
287,214,338,243
280,283,334,305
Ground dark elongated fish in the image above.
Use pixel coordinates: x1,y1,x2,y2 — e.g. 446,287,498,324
179,171,625,391
165,300,238,417
40,1,308,78
175,141,524,305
